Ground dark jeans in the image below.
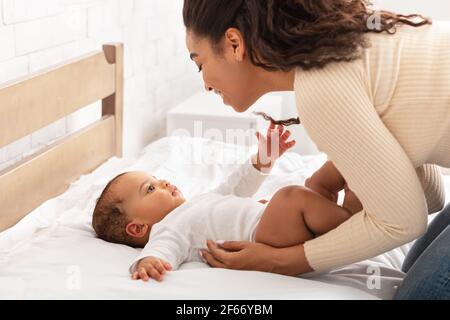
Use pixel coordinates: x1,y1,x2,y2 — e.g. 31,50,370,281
394,203,450,300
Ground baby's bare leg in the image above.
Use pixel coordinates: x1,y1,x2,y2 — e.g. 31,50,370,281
254,186,352,248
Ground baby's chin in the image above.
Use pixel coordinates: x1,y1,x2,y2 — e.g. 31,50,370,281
172,187,185,199
174,193,186,206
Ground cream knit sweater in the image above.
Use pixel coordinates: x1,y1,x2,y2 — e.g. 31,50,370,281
294,22,450,272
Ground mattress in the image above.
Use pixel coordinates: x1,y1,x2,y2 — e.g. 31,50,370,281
1,136,448,300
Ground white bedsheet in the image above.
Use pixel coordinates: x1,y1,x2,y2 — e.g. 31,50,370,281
1,136,449,300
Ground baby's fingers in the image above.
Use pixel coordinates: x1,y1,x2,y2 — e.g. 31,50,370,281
267,122,276,137
149,267,164,282
277,124,284,136
138,267,150,282
285,140,296,148
281,129,291,141
164,262,172,271
154,260,167,275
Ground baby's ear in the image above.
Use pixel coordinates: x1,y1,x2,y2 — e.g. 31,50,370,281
125,222,149,238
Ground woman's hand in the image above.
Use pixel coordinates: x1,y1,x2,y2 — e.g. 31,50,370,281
200,240,313,276
252,123,296,173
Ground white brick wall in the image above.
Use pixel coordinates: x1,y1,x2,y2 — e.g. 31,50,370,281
0,0,203,171
373,0,450,21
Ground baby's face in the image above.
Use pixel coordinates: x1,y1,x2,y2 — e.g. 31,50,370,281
117,172,186,227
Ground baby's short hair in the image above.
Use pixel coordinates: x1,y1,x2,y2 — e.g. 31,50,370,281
92,173,139,247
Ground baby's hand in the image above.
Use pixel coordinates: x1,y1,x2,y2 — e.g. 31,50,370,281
254,123,296,172
131,256,172,282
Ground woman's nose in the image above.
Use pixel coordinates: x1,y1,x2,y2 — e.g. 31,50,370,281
205,85,213,92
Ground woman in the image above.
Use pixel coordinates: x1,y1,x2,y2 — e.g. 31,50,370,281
183,0,450,299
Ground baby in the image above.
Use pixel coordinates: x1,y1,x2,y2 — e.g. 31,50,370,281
92,123,362,282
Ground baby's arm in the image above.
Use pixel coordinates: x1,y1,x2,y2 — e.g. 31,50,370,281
209,159,268,197
211,124,295,197
129,225,190,281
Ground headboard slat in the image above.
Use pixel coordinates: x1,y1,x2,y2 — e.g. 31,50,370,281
0,51,116,148
0,43,123,232
0,116,116,231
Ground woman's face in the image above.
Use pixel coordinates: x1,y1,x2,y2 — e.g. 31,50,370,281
186,28,267,113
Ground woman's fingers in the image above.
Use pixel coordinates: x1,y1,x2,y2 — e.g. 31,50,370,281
200,240,252,269
201,249,227,269
217,241,249,252
206,240,233,264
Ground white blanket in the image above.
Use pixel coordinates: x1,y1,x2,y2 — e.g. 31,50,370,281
1,136,448,299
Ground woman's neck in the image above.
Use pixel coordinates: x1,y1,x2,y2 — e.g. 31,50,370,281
259,68,296,93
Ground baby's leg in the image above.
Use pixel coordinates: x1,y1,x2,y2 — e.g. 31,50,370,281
254,186,352,248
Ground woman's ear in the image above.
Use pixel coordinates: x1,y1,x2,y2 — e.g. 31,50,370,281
225,28,245,62
125,222,149,239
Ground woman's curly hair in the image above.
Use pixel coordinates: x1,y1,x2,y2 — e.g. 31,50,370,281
183,0,431,71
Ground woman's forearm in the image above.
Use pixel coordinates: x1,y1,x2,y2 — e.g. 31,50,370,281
273,244,314,275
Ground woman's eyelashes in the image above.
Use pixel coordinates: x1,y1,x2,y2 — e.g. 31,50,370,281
197,64,203,72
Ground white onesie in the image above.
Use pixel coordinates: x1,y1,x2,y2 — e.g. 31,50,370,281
129,160,268,272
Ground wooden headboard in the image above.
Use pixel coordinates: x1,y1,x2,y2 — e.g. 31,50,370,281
0,43,124,232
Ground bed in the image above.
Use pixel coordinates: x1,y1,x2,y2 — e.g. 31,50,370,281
1,44,448,300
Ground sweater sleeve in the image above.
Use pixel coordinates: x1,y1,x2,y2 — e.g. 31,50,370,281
416,164,446,214
295,61,429,272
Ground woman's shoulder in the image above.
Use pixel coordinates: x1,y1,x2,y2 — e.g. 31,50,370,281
293,57,367,109
364,21,450,54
